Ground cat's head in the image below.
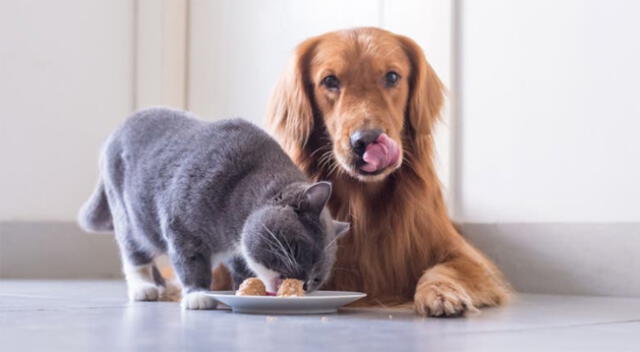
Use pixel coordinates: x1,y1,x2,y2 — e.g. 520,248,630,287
241,181,349,293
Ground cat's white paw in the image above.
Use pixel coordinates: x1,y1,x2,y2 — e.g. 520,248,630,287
181,291,218,310
128,282,160,301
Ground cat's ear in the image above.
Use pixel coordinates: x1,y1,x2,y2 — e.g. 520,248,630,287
333,220,350,238
299,181,332,215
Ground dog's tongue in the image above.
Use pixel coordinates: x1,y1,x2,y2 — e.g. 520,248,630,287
361,134,400,173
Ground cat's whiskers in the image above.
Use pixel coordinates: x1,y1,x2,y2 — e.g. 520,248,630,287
260,234,295,273
262,225,297,272
323,234,341,253
252,228,291,271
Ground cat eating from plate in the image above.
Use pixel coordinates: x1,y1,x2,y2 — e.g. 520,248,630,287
78,107,349,309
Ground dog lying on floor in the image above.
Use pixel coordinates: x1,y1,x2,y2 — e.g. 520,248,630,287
265,27,510,316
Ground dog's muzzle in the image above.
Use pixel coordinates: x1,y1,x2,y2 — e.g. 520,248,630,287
350,129,400,174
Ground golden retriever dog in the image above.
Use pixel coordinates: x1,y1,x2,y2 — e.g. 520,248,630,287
266,27,510,316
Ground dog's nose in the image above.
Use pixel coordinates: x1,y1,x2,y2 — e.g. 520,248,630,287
350,129,382,156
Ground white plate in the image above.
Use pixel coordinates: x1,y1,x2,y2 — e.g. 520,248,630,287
205,290,367,314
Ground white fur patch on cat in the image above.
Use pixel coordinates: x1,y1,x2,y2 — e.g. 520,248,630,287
241,243,281,293
123,263,159,301
128,282,160,301
181,291,218,310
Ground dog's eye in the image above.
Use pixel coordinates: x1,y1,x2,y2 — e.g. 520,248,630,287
384,71,400,87
321,75,340,91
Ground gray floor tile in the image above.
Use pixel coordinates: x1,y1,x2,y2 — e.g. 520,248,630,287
1,280,639,351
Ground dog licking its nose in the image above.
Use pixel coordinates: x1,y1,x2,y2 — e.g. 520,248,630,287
350,129,400,173
350,129,382,156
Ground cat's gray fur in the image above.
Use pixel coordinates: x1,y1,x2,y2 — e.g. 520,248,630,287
78,107,348,309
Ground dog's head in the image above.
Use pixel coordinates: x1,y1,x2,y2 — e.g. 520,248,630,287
268,27,444,182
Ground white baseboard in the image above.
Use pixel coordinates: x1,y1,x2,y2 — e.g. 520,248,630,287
460,223,640,297
2,221,638,298
0,222,122,279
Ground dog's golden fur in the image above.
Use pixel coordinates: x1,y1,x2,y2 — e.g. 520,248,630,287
266,27,510,316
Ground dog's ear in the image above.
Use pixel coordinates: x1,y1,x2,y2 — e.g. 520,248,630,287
396,35,444,139
267,37,319,164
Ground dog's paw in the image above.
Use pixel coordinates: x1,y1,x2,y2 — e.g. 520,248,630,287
128,282,160,301
181,291,218,310
414,280,478,317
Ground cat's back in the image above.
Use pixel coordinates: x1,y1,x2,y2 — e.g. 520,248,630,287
202,117,283,162
108,107,202,151
98,107,305,240
105,107,254,155
102,107,292,178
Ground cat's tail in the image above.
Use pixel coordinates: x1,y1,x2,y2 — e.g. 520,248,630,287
77,179,113,233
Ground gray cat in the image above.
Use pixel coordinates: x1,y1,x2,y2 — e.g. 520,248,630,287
78,107,349,309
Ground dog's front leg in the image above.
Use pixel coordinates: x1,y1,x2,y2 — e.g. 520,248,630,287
414,242,510,317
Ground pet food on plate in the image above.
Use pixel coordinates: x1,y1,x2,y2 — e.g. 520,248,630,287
235,278,305,297
236,278,266,296
276,279,304,297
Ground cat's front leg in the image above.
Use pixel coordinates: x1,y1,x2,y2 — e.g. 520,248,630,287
169,246,217,310
123,262,162,301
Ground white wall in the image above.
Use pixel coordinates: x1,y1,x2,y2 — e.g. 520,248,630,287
0,0,452,222
6,1,635,225
188,0,378,124
458,0,640,223
0,0,134,221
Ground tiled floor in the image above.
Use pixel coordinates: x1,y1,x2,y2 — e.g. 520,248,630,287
1,280,639,351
